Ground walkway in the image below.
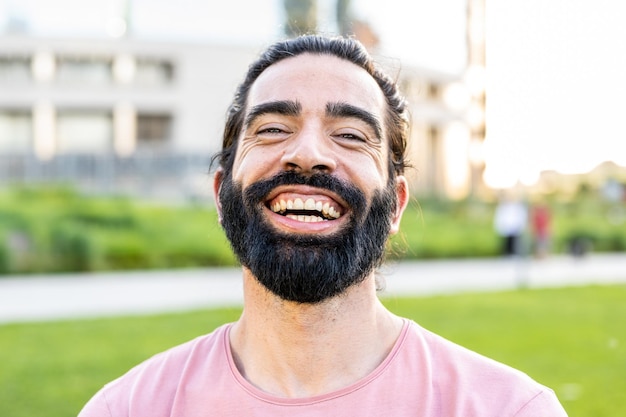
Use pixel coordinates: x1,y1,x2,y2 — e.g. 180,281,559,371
1,253,625,324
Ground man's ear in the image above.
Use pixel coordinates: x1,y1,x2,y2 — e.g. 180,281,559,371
390,175,409,235
213,168,224,225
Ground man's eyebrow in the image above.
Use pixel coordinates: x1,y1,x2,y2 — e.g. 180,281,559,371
245,100,302,127
326,102,383,140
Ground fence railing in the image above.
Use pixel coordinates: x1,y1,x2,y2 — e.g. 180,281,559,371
0,152,217,202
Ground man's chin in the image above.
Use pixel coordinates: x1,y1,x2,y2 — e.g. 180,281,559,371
242,226,363,304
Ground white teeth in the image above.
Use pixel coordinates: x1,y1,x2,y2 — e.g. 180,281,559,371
287,214,323,223
270,197,341,220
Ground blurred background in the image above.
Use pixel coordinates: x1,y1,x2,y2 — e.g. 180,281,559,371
1,4,625,416
1,0,625,273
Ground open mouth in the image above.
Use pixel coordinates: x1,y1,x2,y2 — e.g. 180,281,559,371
267,195,344,223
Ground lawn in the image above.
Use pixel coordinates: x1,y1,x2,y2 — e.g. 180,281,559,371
0,284,624,417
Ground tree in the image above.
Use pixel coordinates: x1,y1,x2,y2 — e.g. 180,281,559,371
336,0,352,35
283,0,317,37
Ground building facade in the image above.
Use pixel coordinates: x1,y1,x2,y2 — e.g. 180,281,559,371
0,33,481,200
0,35,261,199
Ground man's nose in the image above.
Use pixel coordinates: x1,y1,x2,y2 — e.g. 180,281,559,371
279,128,337,174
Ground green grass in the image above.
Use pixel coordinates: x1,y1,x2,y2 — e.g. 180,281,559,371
1,284,624,417
385,285,626,417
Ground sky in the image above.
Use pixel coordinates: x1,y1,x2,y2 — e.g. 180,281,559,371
1,0,625,188
483,0,626,188
0,0,467,73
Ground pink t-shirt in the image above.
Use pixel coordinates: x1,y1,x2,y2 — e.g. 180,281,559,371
79,320,567,416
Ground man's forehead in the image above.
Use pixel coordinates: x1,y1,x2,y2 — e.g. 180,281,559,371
247,53,387,112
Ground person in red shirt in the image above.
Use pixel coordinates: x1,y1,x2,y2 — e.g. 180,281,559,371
531,203,552,258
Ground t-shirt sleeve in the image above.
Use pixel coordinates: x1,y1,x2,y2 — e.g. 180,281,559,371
77,389,114,417
514,389,569,417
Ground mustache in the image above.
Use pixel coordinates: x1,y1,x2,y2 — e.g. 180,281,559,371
242,171,367,215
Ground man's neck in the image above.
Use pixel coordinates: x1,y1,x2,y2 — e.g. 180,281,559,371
228,268,404,398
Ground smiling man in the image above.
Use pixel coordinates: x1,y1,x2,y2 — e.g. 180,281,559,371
79,34,567,417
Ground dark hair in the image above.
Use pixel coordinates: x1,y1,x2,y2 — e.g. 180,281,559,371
213,34,410,177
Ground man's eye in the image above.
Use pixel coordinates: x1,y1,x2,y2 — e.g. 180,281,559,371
258,127,285,134
256,123,294,137
336,132,366,142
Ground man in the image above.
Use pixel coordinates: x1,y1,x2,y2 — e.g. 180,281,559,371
79,34,568,416
494,194,528,257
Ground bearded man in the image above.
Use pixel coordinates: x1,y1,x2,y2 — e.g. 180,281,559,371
79,34,568,417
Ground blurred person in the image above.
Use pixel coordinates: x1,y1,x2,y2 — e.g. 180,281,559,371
79,34,567,417
494,194,528,257
531,203,552,258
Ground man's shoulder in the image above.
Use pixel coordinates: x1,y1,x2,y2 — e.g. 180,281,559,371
406,320,531,379
402,320,567,416
79,323,233,417
104,322,231,394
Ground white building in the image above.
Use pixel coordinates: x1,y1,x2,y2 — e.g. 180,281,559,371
0,35,261,156
0,35,262,199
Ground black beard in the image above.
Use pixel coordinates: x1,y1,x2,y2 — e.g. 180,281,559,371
218,171,397,304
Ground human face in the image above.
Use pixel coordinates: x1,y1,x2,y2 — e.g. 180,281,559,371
214,53,408,303
226,53,406,237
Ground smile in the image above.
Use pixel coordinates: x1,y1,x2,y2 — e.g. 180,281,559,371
267,195,343,223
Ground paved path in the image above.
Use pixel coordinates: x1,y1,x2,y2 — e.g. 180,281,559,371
1,253,626,324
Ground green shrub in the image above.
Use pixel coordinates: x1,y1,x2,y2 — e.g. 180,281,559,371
0,185,625,275
0,238,8,274
50,223,100,272
606,233,626,251
100,233,150,270
392,199,500,259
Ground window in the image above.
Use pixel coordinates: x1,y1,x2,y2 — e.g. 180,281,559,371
137,113,172,147
0,55,32,83
57,110,113,153
428,83,440,100
0,110,32,152
57,55,113,85
135,58,174,86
